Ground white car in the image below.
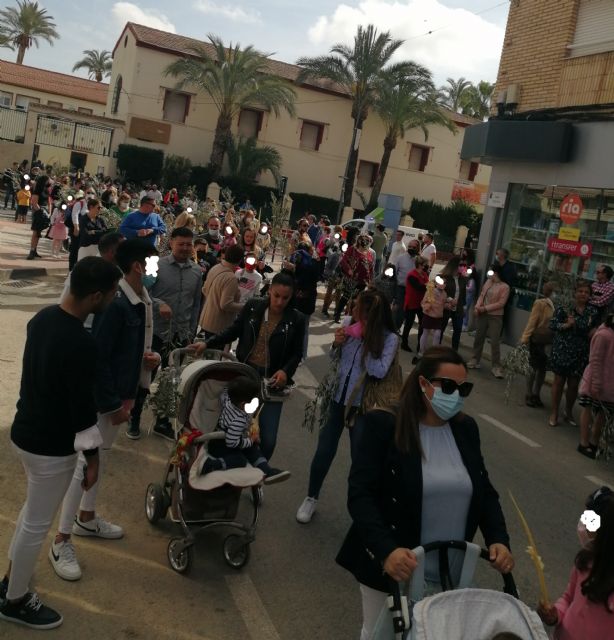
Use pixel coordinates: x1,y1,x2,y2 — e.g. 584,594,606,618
342,219,428,242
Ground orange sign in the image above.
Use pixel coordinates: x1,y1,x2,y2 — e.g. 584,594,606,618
559,194,584,225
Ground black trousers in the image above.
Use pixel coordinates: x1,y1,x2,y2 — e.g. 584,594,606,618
209,439,268,470
68,234,80,271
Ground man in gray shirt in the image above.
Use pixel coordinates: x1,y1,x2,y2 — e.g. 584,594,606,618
128,227,203,441
392,239,420,330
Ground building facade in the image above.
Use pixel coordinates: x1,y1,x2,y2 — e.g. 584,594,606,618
462,0,614,341
109,23,490,212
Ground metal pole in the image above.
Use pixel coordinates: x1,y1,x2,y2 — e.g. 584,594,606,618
336,124,358,225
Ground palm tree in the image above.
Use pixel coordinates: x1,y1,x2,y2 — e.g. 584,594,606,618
368,67,455,209
461,80,495,120
297,24,408,213
72,49,112,82
439,77,473,113
0,0,59,65
165,35,296,177
227,136,282,183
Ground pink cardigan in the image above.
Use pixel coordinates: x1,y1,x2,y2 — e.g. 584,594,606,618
476,279,510,316
579,324,614,402
554,566,614,640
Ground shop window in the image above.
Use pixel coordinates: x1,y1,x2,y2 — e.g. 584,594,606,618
408,144,429,172
162,90,190,124
569,0,614,57
15,95,39,111
78,107,93,115
300,120,325,151
238,108,263,139
47,100,62,108
459,159,479,182
111,75,122,114
357,160,379,188
0,91,12,107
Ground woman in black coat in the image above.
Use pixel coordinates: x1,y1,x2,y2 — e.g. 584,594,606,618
336,346,514,640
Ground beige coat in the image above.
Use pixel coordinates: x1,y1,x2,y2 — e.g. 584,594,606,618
520,297,554,344
199,263,244,334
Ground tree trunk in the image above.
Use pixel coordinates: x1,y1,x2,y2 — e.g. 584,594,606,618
96,71,102,82
367,136,396,210
16,45,26,65
210,111,233,177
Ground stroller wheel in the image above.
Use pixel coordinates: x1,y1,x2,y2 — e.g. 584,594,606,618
167,538,193,574
223,534,251,569
145,483,167,524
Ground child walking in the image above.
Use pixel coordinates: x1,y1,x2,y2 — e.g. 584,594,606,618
419,278,448,352
49,204,68,258
202,376,291,485
15,185,30,223
537,486,614,639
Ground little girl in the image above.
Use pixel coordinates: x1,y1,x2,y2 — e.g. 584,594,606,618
420,277,448,352
537,486,614,639
49,202,68,258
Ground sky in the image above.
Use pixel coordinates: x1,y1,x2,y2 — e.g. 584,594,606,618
0,0,510,86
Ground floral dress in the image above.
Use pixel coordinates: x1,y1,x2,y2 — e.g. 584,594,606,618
549,305,598,377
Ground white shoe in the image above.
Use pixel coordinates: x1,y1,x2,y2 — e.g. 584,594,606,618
492,366,504,379
72,515,124,539
467,359,481,369
49,540,82,581
296,497,317,524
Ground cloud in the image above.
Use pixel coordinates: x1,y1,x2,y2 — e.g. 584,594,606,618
111,2,177,33
307,0,505,84
193,0,262,24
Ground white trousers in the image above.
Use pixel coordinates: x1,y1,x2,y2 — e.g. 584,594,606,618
77,244,99,262
57,412,120,534
7,446,77,600
359,583,388,640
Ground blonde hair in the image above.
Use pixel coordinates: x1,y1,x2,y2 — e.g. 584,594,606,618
174,212,196,229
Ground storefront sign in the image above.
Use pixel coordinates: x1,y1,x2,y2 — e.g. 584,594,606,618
559,193,584,225
451,181,488,206
547,237,592,258
487,191,507,208
558,227,580,241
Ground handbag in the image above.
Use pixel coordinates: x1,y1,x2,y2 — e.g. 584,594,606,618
531,326,553,345
261,308,292,403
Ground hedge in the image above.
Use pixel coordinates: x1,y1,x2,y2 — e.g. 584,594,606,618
116,144,163,185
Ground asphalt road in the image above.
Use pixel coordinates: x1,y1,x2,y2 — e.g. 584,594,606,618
0,277,613,640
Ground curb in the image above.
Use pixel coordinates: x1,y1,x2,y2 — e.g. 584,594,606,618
0,266,67,281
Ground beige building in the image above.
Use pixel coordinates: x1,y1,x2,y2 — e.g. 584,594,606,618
109,23,489,211
462,0,614,341
0,60,124,174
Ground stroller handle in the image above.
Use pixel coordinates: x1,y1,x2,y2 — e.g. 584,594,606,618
168,347,238,368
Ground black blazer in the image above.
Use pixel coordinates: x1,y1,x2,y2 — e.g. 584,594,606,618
443,275,467,317
336,410,510,592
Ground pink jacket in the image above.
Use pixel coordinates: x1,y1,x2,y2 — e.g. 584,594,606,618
421,287,447,319
554,566,614,640
476,279,510,316
579,324,614,402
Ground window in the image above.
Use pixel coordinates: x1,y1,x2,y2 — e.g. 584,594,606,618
111,75,122,114
569,0,614,57
356,160,379,188
299,120,325,151
459,159,479,182
15,95,39,111
238,108,263,138
162,90,190,123
47,100,62,108
78,107,93,115
0,91,12,107
408,144,430,172
124,35,128,48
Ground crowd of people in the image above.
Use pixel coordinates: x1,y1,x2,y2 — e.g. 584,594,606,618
0,173,613,639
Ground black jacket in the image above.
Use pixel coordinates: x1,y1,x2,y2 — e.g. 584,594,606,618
80,214,108,247
336,410,510,592
443,275,468,317
206,298,305,381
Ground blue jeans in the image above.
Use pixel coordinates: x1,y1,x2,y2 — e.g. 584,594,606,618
307,400,362,499
258,401,284,461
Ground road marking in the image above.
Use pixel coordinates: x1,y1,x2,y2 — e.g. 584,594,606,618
113,443,168,465
478,414,542,448
585,475,613,490
225,573,282,640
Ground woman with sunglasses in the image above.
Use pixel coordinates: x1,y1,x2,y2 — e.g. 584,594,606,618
336,346,514,640
77,199,108,261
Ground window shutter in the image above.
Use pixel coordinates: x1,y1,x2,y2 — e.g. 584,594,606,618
569,0,614,57
419,148,429,172
468,162,479,182
315,124,324,151
183,95,191,123
256,111,263,135
370,163,379,187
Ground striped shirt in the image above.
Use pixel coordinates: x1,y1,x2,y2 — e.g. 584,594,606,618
590,281,614,309
218,389,251,449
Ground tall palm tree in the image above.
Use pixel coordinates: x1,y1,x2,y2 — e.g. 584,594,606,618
72,49,112,82
227,136,282,183
439,77,473,113
297,24,407,212
461,80,495,120
165,35,296,177
368,67,455,209
0,0,59,65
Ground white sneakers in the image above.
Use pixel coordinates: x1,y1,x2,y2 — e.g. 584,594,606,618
72,515,124,539
296,497,317,524
49,540,81,581
467,359,481,369
492,366,505,379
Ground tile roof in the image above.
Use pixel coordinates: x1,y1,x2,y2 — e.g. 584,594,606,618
117,23,345,96
0,59,108,104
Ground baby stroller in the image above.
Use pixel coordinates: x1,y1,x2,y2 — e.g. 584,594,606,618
145,349,264,574
373,540,549,640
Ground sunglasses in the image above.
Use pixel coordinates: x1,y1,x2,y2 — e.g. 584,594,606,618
429,377,473,398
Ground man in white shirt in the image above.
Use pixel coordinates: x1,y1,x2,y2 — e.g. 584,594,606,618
146,184,162,203
421,233,437,270
389,229,406,264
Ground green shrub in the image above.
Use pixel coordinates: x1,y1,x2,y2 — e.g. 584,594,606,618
161,154,192,191
408,198,480,238
288,192,339,225
116,144,163,185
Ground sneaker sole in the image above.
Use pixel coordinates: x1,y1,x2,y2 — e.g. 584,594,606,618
48,550,82,581
125,431,141,440
71,526,124,540
0,611,63,630
264,471,291,485
296,513,315,524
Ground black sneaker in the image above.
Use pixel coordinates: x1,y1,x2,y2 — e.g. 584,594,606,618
263,468,291,485
0,592,62,629
153,421,175,442
125,424,141,440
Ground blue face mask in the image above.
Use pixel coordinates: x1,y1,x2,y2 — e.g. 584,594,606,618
142,274,156,288
425,384,465,421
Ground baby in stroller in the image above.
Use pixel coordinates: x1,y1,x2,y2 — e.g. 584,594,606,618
201,376,291,485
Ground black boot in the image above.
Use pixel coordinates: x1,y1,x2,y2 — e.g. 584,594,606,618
401,342,412,352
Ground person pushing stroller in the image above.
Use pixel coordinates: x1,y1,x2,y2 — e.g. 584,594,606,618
202,376,291,485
